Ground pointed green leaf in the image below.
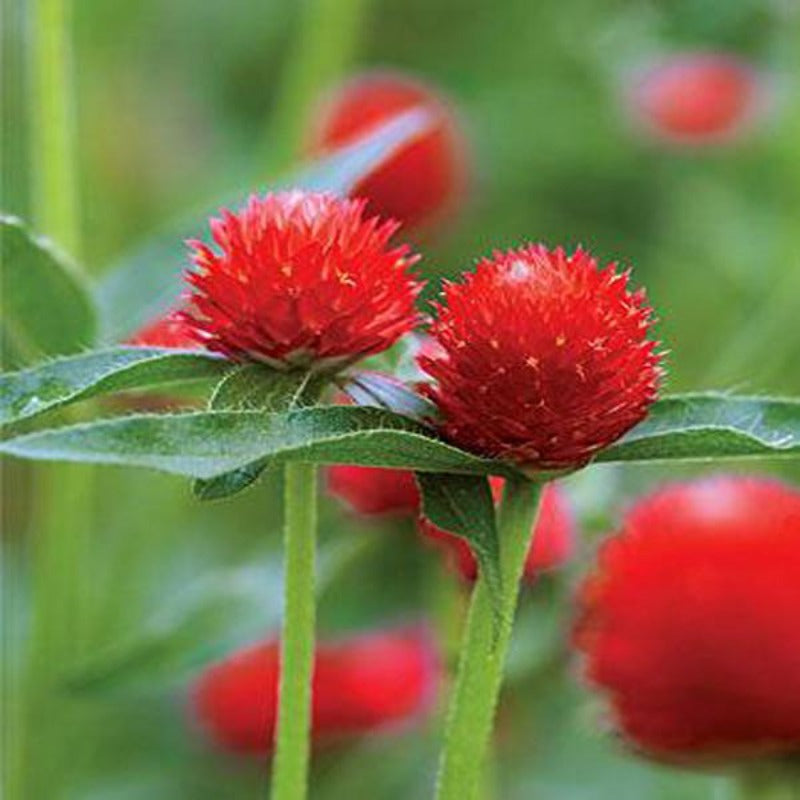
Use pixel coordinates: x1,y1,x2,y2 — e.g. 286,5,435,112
417,472,502,619
193,365,327,499
1,215,96,360
95,109,432,341
0,346,229,426
596,393,800,463
0,406,509,479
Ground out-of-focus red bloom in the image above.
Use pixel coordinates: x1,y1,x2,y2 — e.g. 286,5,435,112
573,476,800,761
182,191,423,371
127,312,198,348
192,627,441,755
308,72,468,230
327,464,420,517
419,245,661,471
630,54,762,144
420,481,574,581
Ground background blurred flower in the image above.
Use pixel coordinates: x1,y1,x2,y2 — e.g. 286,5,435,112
419,480,574,581
573,476,800,761
419,245,662,470
327,464,421,517
128,311,198,348
182,191,423,370
308,72,468,231
192,626,441,755
628,53,763,145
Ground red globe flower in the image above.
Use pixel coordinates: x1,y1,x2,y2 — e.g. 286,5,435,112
327,464,420,517
420,481,574,581
192,626,441,755
573,476,800,761
128,312,198,348
308,72,468,230
182,191,423,370
630,53,762,145
419,245,661,470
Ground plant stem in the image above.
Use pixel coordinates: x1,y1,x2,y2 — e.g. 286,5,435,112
435,479,543,800
271,461,318,800
264,0,371,172
30,0,80,256
20,2,94,796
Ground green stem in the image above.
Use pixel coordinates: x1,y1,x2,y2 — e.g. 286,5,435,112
30,0,80,256
435,479,543,800
271,462,318,800
264,0,370,172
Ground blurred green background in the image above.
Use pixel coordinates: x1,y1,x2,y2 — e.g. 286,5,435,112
2,0,800,797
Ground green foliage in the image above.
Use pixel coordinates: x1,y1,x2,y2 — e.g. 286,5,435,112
0,346,229,426
194,365,328,498
94,110,432,342
417,473,501,618
0,405,508,478
0,215,96,361
598,393,800,463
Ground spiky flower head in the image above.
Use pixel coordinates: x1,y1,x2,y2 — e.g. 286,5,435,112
181,191,423,371
573,476,800,761
419,244,662,470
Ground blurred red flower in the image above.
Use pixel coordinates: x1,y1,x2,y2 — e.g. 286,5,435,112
419,244,661,470
127,312,198,348
630,53,762,145
308,72,468,230
419,480,574,581
192,626,441,754
573,476,800,760
327,464,421,517
182,191,422,371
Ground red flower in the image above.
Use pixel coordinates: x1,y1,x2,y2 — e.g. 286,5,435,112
308,72,468,230
127,312,198,348
630,54,762,145
327,464,420,517
419,245,661,470
420,481,574,581
573,476,800,761
182,191,423,370
192,627,441,754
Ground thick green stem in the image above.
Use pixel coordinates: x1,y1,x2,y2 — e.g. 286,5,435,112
435,479,543,800
30,0,80,256
271,462,318,800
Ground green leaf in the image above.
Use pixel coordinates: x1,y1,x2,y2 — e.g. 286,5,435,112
596,393,800,463
95,109,432,342
340,370,439,422
193,365,327,499
1,215,97,360
0,406,509,480
417,472,502,619
0,347,230,426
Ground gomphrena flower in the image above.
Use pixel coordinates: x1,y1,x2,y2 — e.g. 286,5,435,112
128,312,198,348
573,476,800,761
629,53,762,145
192,626,441,754
327,464,421,517
420,481,574,581
419,245,662,470
181,191,423,371
308,72,468,230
